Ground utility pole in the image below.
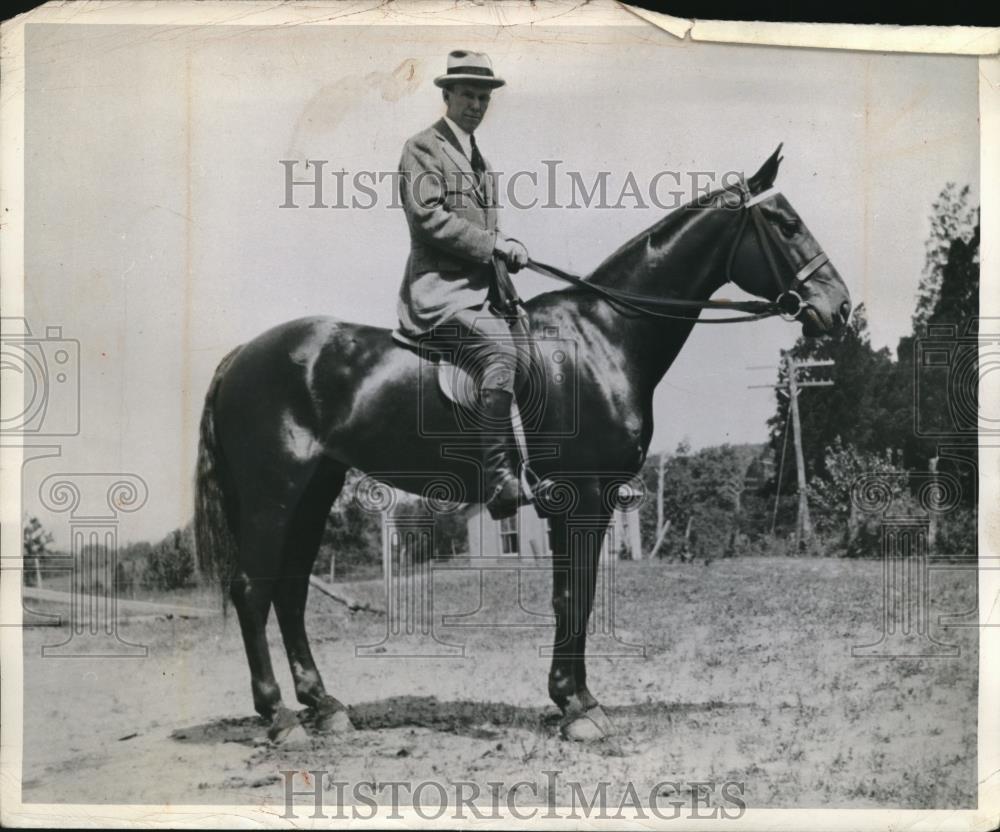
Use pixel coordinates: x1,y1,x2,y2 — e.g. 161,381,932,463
927,455,939,554
787,357,812,546
656,452,665,541
649,451,672,559
749,355,834,551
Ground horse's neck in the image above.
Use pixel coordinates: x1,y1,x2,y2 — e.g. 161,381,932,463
573,207,735,389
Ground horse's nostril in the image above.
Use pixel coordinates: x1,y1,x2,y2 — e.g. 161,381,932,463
840,300,852,323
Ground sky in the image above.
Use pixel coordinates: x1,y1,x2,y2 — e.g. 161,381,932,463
19,22,980,544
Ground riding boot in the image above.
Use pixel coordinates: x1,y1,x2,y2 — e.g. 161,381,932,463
477,387,522,520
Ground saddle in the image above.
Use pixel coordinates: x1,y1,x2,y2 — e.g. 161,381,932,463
391,315,543,502
390,326,483,411
392,254,530,408
391,257,550,502
390,318,537,409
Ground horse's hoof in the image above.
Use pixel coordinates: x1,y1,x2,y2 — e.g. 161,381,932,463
316,708,355,735
560,705,614,742
281,722,312,748
268,707,308,747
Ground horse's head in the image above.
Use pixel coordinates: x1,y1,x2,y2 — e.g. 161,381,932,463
724,145,852,337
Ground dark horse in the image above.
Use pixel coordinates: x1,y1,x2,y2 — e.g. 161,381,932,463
194,148,851,743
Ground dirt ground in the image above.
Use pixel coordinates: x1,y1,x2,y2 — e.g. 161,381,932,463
18,557,977,811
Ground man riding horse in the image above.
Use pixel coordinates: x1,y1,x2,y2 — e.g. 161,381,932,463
196,75,852,741
395,50,540,521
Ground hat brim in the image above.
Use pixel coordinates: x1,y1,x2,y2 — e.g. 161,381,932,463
434,74,506,89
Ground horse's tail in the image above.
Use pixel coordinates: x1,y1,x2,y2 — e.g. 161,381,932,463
194,346,243,608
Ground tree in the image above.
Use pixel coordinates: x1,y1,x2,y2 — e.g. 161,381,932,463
896,206,979,498
118,540,153,597
767,304,898,492
429,508,468,558
930,221,979,326
638,442,760,558
317,468,384,580
807,437,908,547
912,183,978,330
22,515,53,588
760,183,980,548
142,525,197,591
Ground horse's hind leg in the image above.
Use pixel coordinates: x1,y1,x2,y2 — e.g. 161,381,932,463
230,522,298,742
273,459,353,733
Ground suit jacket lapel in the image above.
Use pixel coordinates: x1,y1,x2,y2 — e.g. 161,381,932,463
435,118,463,155
432,119,493,209
434,119,473,176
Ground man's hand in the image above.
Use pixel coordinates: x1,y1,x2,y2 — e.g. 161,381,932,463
494,236,529,273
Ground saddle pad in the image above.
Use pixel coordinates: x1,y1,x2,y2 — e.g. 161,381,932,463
391,328,477,409
436,361,478,410
391,327,535,499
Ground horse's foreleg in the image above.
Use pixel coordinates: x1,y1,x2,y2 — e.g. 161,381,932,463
547,527,581,711
546,501,613,741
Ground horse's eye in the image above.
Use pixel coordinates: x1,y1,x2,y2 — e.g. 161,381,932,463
779,218,800,238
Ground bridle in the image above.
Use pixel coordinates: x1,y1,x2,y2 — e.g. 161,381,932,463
521,177,831,325
724,178,830,323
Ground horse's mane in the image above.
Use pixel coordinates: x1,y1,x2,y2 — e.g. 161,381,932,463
585,188,725,283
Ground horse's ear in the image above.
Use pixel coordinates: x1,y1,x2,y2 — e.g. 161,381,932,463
748,143,784,193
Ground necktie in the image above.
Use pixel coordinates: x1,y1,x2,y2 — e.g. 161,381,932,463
469,133,486,176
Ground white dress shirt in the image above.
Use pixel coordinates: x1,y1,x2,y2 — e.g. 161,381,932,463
443,115,474,161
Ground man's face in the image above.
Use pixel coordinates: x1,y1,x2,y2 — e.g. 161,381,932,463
444,83,492,133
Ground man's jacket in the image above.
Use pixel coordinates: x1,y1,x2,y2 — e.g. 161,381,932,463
396,118,500,336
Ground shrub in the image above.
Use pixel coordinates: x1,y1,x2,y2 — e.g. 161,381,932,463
142,527,196,590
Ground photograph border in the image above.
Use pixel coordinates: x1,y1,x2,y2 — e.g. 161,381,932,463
1,2,997,828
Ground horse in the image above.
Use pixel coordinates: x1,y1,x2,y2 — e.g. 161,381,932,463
194,147,852,743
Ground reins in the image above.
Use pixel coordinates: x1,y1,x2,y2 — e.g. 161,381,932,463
524,258,778,324
520,180,830,325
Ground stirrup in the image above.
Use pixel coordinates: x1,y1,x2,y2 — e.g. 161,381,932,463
519,463,555,505
485,477,520,521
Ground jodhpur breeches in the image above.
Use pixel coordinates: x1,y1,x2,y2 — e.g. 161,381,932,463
430,301,525,395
